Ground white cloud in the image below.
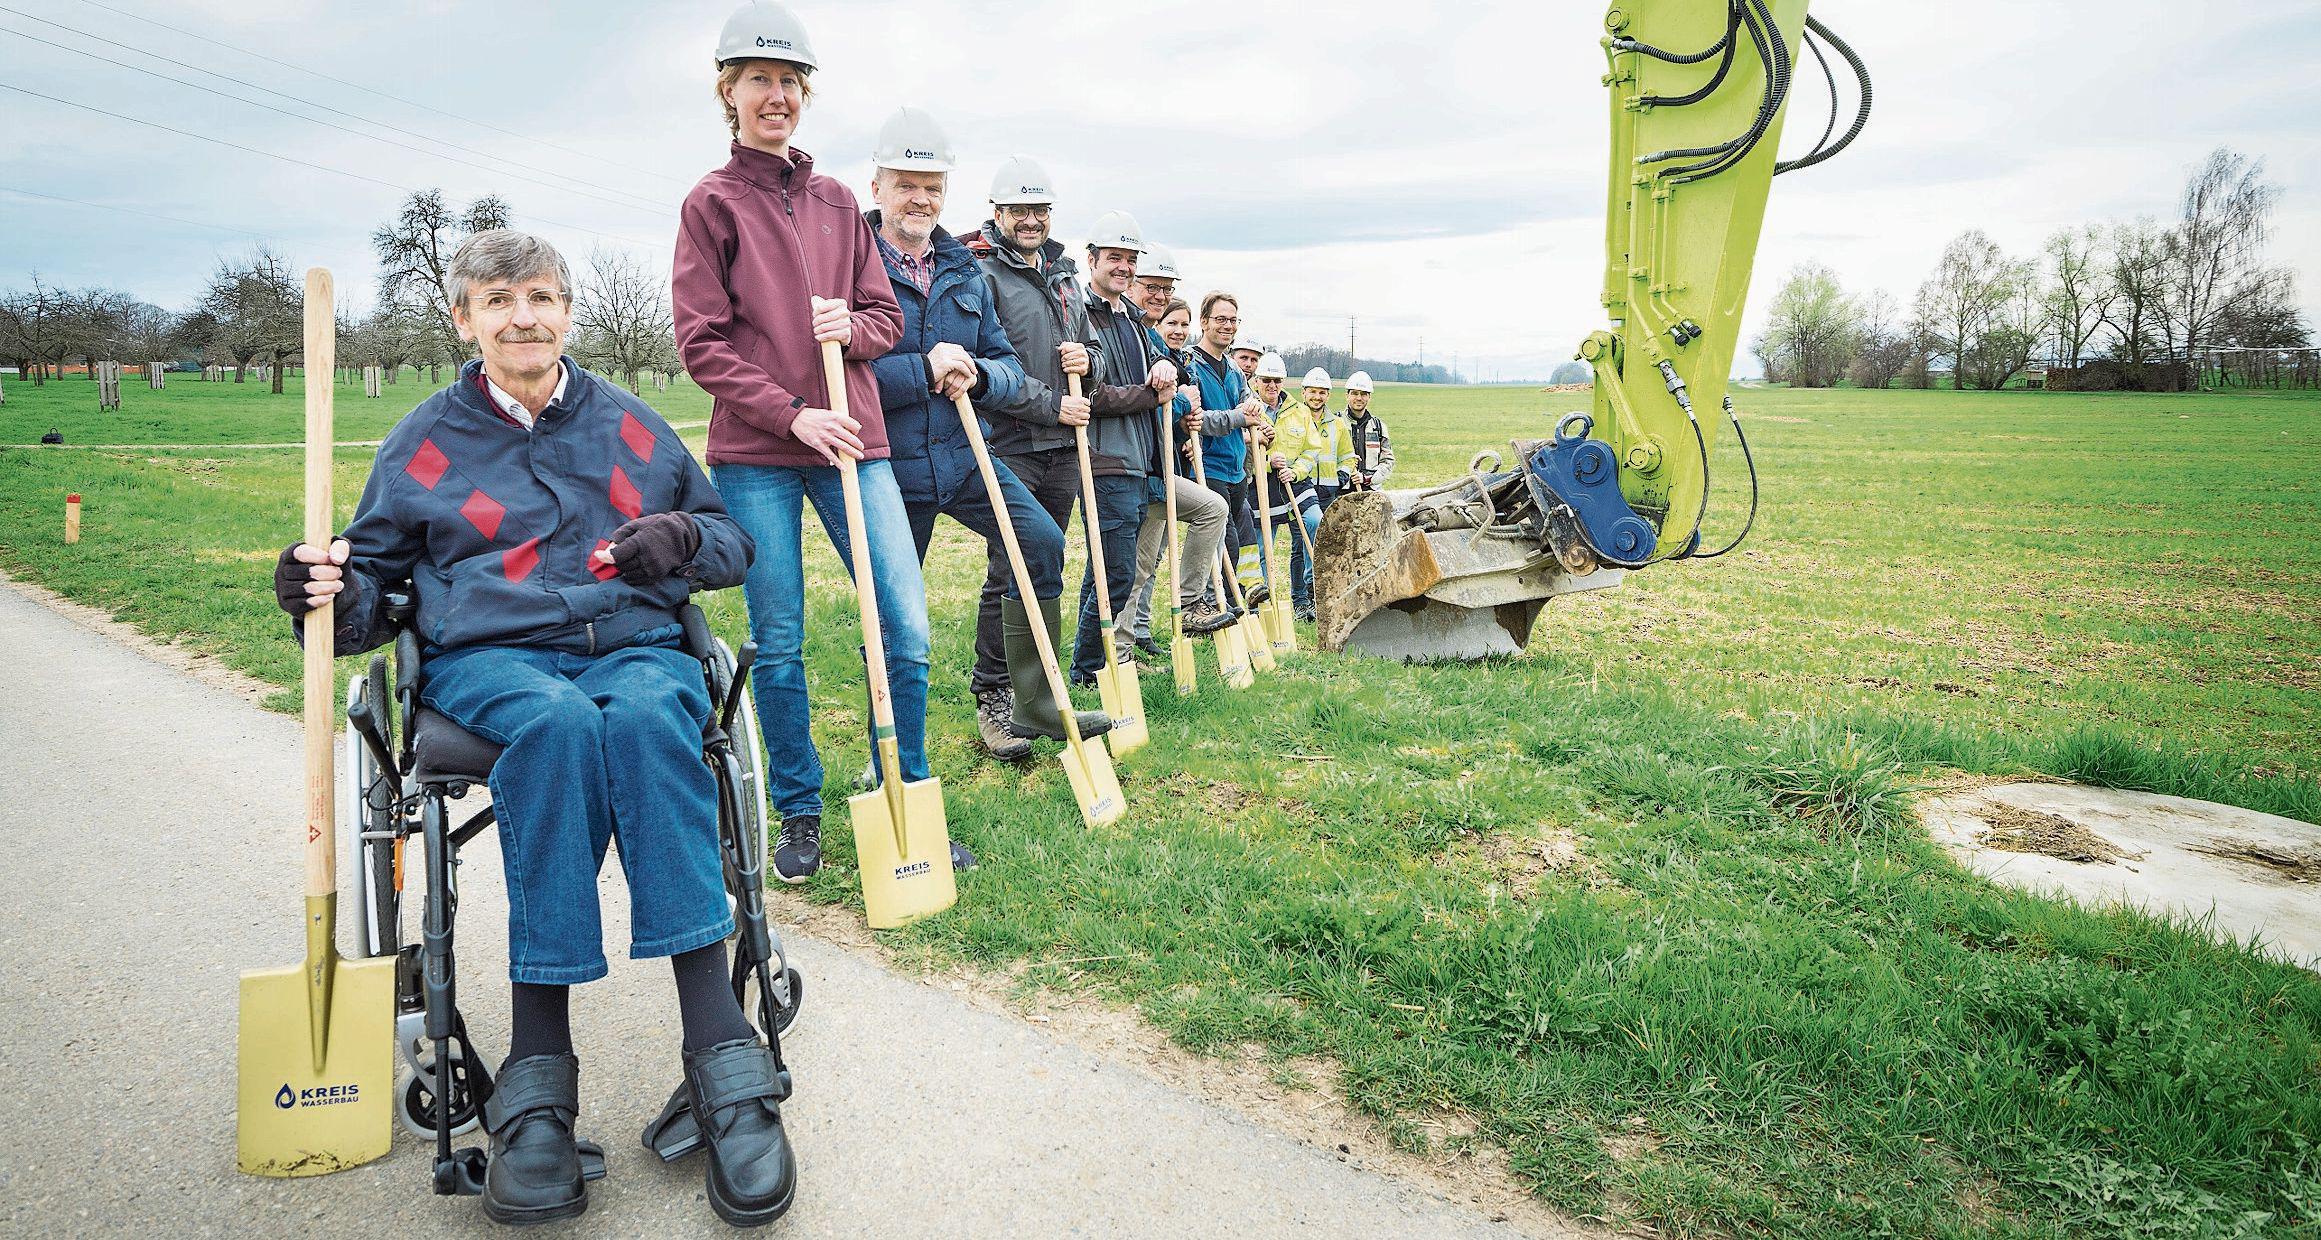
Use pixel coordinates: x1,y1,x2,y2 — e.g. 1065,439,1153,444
0,0,2314,379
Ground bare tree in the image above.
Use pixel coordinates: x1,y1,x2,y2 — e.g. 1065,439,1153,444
58,287,131,379
2043,224,2114,370
1915,231,2021,390
2161,147,2282,386
1847,290,1913,389
1966,266,2045,391
570,246,676,392
1755,262,1859,388
2103,216,2170,374
200,246,304,393
0,274,74,384
372,189,510,369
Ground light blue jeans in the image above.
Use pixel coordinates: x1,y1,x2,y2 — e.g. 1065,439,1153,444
712,459,932,819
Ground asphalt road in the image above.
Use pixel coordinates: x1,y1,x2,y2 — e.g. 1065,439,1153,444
0,580,1542,1238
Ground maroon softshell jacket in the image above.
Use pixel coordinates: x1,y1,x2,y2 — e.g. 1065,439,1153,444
673,143,904,467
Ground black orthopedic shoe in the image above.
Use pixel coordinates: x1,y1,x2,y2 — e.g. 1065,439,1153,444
481,1053,588,1226
683,1038,797,1227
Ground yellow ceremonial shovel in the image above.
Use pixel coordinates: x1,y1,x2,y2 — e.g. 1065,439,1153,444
828,342,956,929
1067,376,1146,756
957,395,1126,827
1160,400,1196,697
237,267,395,1177
1184,445,1253,689
1249,429,1297,656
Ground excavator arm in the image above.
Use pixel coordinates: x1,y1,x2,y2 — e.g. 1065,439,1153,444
1315,0,1869,660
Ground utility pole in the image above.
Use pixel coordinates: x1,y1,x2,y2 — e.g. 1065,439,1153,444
1347,316,1357,371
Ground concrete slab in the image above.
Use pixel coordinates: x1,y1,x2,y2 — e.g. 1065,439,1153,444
1921,781,2320,970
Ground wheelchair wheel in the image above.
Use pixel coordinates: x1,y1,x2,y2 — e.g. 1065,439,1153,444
344,672,402,959
396,1051,485,1139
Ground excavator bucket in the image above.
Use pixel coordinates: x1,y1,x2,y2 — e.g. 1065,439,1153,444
1313,444,1625,664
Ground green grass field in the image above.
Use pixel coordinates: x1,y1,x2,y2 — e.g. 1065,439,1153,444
3,374,2316,1238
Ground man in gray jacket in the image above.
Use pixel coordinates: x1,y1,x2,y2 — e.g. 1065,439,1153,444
967,156,1099,730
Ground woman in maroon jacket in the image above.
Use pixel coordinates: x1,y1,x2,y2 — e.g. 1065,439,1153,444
669,6,948,1221
675,2,964,899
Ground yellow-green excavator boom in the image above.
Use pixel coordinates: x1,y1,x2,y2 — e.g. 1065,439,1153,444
1316,0,1870,661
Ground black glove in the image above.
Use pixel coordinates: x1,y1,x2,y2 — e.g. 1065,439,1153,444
607,512,700,586
275,542,338,616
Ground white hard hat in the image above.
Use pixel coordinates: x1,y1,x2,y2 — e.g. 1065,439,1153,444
1301,367,1334,389
716,1,818,70
989,156,1055,206
1345,370,1374,393
873,106,954,172
1254,353,1288,380
1138,243,1180,281
1228,338,1263,356
1084,209,1147,254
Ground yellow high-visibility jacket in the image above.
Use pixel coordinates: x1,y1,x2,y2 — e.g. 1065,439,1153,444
1270,402,1357,484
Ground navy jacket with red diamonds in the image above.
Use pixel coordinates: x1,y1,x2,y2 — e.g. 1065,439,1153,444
319,357,753,658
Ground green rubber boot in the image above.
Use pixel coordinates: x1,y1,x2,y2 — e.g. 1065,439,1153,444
1002,595,1112,742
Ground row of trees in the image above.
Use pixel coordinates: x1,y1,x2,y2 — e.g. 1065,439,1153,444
0,189,680,396
1754,146,2308,390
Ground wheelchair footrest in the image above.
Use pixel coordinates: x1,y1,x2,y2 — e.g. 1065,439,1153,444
578,1139,608,1181
433,1139,608,1195
642,1082,702,1163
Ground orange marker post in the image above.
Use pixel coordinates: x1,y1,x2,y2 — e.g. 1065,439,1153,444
64,493,81,544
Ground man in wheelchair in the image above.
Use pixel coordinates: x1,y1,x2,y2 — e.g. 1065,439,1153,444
275,230,796,1227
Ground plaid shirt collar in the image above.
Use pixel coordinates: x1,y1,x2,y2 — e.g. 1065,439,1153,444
875,231,936,296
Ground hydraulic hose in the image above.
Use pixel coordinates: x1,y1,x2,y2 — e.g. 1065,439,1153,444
1640,3,1742,107
1659,0,1792,183
1610,1,1740,64
1690,397,1758,559
1775,15,1872,174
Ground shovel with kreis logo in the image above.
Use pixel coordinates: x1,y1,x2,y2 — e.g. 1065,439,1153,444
237,269,395,1176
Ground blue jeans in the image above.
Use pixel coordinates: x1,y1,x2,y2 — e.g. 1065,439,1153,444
713,459,933,818
1071,473,1147,680
1287,483,1335,611
422,632,727,985
906,462,1064,695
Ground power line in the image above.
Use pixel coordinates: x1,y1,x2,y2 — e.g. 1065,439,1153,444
0,80,662,251
0,16,676,219
0,184,267,239
66,0,695,190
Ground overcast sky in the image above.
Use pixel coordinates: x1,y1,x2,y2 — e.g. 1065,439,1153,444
3,0,2316,381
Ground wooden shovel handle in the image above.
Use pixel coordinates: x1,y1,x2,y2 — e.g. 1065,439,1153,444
302,268,335,899
954,395,1091,748
823,341,898,749
1067,374,1119,630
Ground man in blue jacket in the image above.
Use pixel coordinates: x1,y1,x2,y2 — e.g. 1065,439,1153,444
864,109,1108,769
274,229,787,1226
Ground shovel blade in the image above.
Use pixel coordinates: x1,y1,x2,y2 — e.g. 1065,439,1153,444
1243,615,1277,672
1268,602,1298,654
1061,737,1127,827
1171,634,1197,697
1100,664,1149,756
236,951,395,1177
1216,624,1253,690
851,776,957,931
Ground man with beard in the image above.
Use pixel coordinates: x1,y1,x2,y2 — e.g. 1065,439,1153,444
862,109,1102,769
967,157,1115,729
1343,370,1394,491
1269,368,1357,620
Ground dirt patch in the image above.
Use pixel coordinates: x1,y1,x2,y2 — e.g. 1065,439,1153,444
770,891,1599,1239
1974,803,2143,865
1443,826,1606,899
2188,839,2321,883
1,570,278,709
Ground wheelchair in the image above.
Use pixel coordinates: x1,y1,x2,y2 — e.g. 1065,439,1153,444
340,592,802,1196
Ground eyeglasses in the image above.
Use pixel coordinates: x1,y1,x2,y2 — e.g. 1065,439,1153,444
472,289,568,314
998,205,1051,220
1208,316,1239,326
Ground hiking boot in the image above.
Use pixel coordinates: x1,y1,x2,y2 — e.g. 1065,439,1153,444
682,1039,796,1227
1002,596,1112,742
771,815,821,885
1244,581,1270,607
481,1054,587,1226
975,684,1032,761
1183,602,1234,635
1133,634,1166,659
